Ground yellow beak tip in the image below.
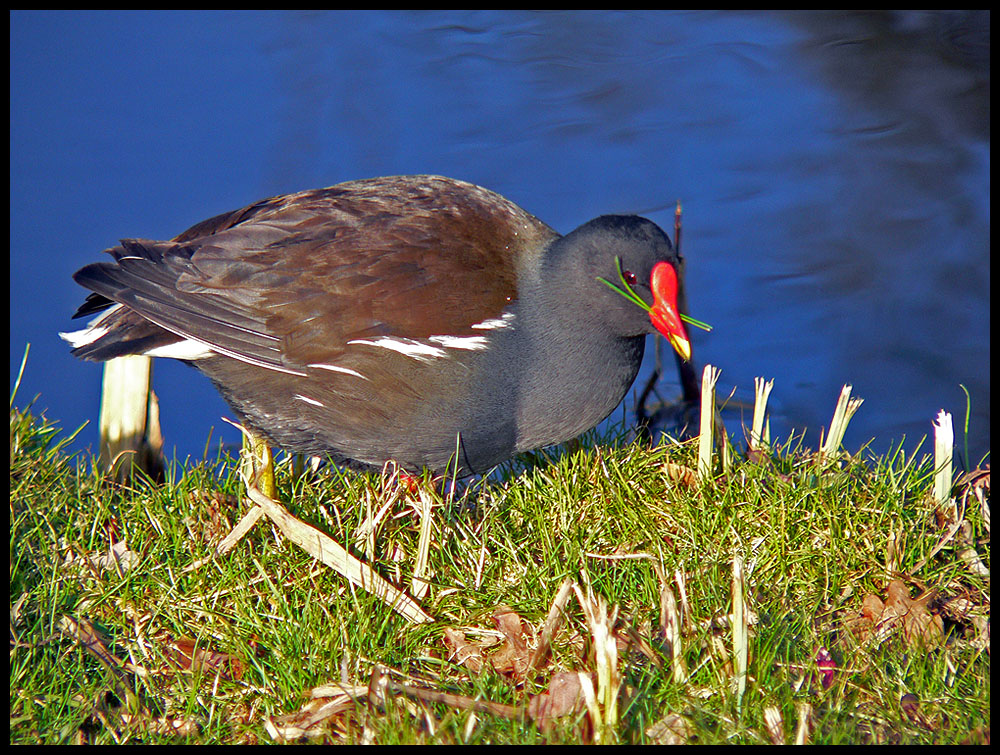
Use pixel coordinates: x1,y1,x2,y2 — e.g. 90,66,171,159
669,336,692,362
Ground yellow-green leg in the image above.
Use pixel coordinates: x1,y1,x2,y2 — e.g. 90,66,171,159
241,430,278,500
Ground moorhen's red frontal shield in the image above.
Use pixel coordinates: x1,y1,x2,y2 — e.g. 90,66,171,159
649,261,692,362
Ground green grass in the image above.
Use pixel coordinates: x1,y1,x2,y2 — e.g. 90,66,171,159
9,404,990,744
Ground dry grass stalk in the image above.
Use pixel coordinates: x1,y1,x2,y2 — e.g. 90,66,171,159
181,504,265,573
698,365,720,480
819,384,863,460
675,567,693,636
382,676,519,719
911,487,965,575
933,410,954,506
411,487,435,600
731,552,748,711
794,702,813,745
763,705,784,744
529,578,575,670
751,377,774,452
58,616,140,710
98,355,163,480
241,475,433,625
654,563,686,683
573,583,620,743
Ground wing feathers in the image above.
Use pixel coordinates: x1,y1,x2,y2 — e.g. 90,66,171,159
69,176,559,372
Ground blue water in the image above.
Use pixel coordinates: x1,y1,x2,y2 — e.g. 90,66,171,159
10,10,990,466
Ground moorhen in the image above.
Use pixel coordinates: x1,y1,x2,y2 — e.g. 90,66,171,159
63,175,693,474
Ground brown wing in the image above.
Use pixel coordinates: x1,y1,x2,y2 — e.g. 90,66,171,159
72,175,559,372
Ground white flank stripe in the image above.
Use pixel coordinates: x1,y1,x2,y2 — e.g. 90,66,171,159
471,311,516,330
429,334,489,350
142,339,216,360
348,315,512,362
348,337,446,361
308,363,369,380
294,394,325,407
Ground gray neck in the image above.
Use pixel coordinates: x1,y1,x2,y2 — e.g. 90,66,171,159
506,277,646,452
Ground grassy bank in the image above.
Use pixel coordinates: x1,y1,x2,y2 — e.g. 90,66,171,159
9,402,990,745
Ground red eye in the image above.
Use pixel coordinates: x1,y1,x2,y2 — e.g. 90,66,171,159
623,270,637,286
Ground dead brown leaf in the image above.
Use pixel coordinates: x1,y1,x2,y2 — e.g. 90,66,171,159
861,593,885,623
60,540,139,580
442,627,486,674
663,462,699,488
847,580,944,649
490,607,533,679
440,610,538,680
886,581,944,647
527,671,585,732
647,712,696,744
961,726,991,745
164,637,245,681
900,692,937,732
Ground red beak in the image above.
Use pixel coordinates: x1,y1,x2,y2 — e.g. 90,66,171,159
649,262,691,361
